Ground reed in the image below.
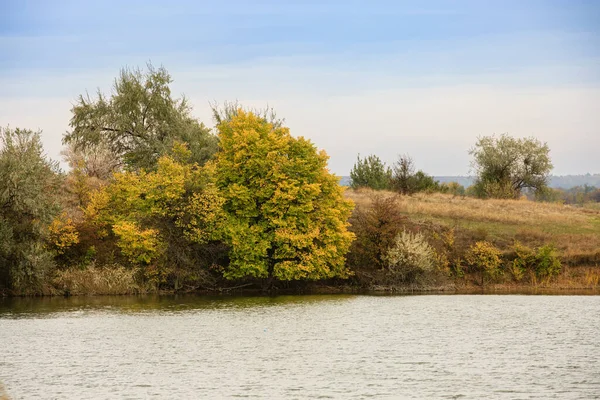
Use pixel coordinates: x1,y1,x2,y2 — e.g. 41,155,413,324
52,264,145,295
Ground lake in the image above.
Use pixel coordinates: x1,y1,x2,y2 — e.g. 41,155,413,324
1,294,599,399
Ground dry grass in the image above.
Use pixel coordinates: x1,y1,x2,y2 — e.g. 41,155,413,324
52,264,145,295
345,188,600,267
347,189,598,229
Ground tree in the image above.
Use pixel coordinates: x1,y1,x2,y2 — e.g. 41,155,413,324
469,134,553,199
391,155,439,194
392,154,415,194
85,143,226,288
349,154,392,190
64,63,218,171
214,110,355,284
0,127,62,293
211,100,285,128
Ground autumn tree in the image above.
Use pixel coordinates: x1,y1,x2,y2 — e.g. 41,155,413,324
85,143,226,288
470,134,553,199
64,63,218,171
0,127,62,293
214,111,355,284
350,154,392,190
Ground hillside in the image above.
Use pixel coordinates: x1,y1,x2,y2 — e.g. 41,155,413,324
345,188,600,288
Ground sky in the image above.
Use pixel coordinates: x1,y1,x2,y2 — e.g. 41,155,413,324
1,0,599,176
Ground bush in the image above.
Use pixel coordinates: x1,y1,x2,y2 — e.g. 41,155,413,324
510,242,562,281
383,230,437,283
347,194,405,272
511,242,534,281
466,241,503,281
535,244,561,279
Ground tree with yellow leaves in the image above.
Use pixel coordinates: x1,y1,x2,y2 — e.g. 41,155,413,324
214,111,354,284
86,143,226,288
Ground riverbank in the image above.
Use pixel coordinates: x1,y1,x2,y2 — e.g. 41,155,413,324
2,189,599,297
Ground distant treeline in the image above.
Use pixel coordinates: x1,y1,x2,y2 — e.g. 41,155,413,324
341,175,600,190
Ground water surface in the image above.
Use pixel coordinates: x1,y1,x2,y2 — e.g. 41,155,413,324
1,294,599,399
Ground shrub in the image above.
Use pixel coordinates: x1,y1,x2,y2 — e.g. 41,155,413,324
383,230,437,283
535,244,561,279
347,194,405,271
510,242,562,281
466,241,503,281
511,242,534,281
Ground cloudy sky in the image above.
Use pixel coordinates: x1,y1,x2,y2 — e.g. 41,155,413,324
1,0,599,175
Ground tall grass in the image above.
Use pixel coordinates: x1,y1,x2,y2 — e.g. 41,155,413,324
52,264,145,295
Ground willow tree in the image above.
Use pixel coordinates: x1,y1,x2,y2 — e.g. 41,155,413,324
214,111,355,283
64,63,217,171
0,128,62,293
470,134,553,199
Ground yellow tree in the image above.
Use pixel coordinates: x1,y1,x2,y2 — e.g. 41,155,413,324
85,143,226,287
214,111,355,283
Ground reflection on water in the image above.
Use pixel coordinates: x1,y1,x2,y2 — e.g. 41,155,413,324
1,294,599,399
0,294,357,317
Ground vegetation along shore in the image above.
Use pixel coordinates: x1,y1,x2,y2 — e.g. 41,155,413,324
1,65,599,296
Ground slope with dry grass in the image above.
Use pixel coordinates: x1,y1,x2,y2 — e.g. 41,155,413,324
346,188,600,268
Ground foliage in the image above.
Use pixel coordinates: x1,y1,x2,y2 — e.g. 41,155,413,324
534,244,562,279
511,242,534,281
465,241,503,280
439,181,466,197
47,213,80,255
0,127,62,293
64,63,218,171
347,194,405,271
470,134,553,199
510,242,562,280
111,221,161,265
214,110,355,282
350,154,392,190
85,144,227,286
383,230,437,282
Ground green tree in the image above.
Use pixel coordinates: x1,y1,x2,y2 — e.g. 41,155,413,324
469,134,553,199
350,154,392,190
0,127,62,293
214,110,355,284
64,63,218,171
